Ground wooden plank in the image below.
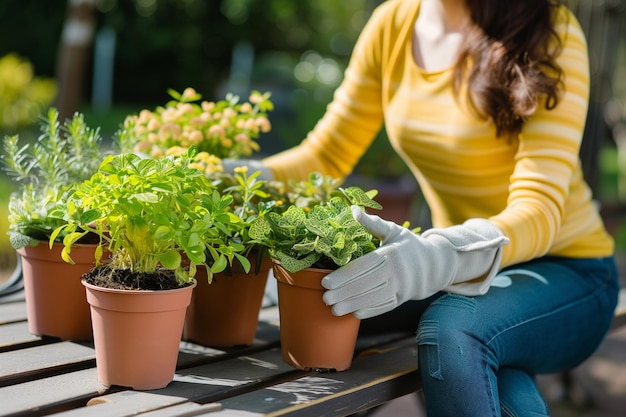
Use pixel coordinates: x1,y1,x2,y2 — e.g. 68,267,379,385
0,300,27,324
177,321,281,369
36,347,302,417
150,346,305,403
49,391,221,417
0,321,46,352
130,401,222,417
0,368,111,417
39,331,415,416
0,347,291,417
206,338,420,417
0,341,95,387
0,317,282,416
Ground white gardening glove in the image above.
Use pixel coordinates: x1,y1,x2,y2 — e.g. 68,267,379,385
322,206,509,319
220,158,274,180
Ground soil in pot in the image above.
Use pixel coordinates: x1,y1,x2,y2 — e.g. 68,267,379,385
82,264,188,290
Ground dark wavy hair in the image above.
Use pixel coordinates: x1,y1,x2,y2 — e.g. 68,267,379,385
454,0,565,139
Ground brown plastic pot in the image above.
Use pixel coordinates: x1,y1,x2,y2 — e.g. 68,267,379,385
17,242,96,340
273,261,361,371
84,279,195,390
183,256,270,347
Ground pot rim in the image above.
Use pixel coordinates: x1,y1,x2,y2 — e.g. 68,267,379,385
81,278,197,294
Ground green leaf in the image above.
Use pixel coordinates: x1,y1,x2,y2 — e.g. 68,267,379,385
210,254,228,273
271,251,318,273
339,186,383,210
159,250,181,270
234,253,251,274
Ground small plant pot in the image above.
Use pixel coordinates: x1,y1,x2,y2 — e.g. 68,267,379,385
83,279,196,390
273,261,361,371
17,242,96,340
183,256,271,347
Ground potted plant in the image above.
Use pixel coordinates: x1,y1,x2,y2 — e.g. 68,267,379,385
1,108,106,340
116,87,281,347
183,166,286,347
117,87,273,169
53,147,246,389
248,172,405,371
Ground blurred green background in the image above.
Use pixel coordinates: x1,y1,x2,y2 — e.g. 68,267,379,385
1,0,626,281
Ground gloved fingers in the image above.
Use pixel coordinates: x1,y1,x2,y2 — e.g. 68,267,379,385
328,286,397,317
321,251,387,290
323,272,387,306
351,205,400,240
353,301,398,320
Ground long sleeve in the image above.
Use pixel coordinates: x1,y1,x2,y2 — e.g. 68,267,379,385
264,0,614,265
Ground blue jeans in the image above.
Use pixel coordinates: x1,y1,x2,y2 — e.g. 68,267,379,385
360,256,620,417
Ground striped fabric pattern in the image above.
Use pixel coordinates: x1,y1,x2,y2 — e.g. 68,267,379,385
264,0,614,267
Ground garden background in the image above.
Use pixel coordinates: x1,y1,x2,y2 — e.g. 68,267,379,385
1,0,625,282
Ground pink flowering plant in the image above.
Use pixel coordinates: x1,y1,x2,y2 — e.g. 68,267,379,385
117,88,273,177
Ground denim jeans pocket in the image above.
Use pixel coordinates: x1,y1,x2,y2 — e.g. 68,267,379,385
417,319,443,380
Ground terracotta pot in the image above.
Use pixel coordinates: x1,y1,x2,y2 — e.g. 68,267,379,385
17,242,96,340
84,279,196,390
183,256,271,347
273,261,361,371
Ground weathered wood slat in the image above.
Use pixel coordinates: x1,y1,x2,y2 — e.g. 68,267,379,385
0,300,27,324
49,391,221,417
122,401,222,417
208,338,419,417
0,342,96,387
193,338,421,417
25,347,303,417
0,368,111,417
150,346,306,404
37,332,418,417
174,320,282,370
0,321,46,352
0,323,286,416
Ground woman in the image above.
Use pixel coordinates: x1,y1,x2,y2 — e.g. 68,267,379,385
226,0,619,415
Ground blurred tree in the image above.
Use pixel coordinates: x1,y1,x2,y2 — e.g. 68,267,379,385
55,0,98,122
0,0,373,115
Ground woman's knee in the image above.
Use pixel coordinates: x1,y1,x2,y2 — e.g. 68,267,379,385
417,294,485,382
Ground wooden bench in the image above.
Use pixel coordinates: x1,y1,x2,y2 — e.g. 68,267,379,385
0,298,422,417
2,276,625,416
3,288,624,417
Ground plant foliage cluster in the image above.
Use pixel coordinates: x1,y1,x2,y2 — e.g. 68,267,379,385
249,173,384,273
118,88,274,174
1,108,106,249
52,148,252,286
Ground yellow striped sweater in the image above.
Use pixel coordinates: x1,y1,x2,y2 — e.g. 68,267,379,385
263,0,614,267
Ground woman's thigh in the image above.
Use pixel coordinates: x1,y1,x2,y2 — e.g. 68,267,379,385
426,256,619,374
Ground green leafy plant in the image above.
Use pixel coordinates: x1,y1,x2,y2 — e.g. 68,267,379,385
248,173,385,273
1,108,106,249
208,166,288,273
52,148,248,289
